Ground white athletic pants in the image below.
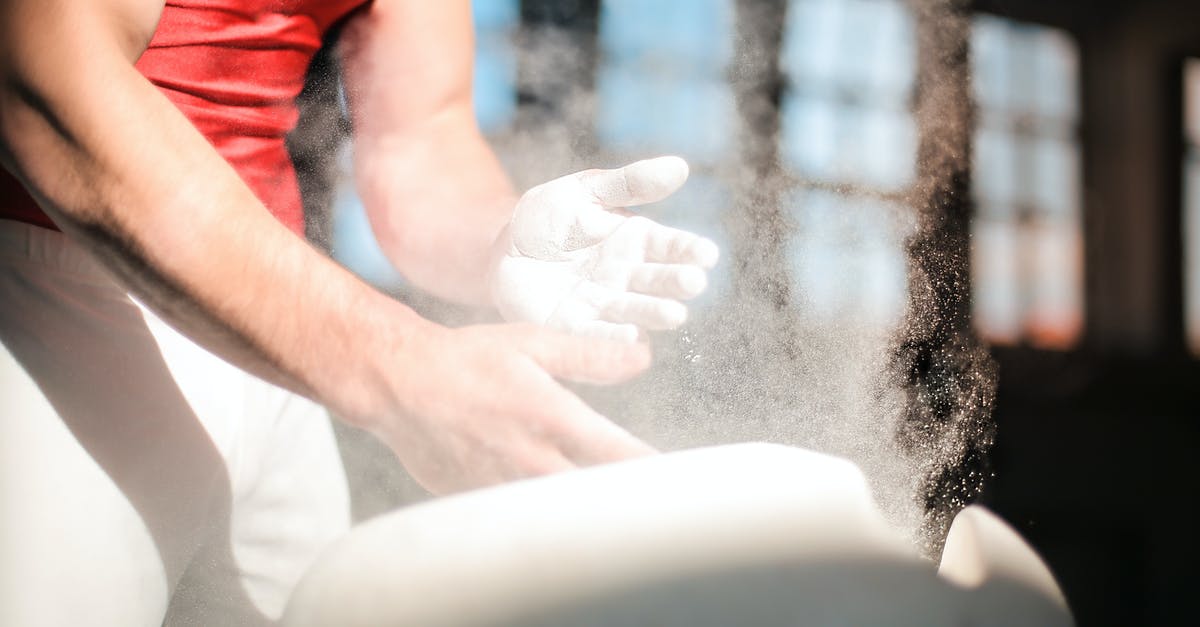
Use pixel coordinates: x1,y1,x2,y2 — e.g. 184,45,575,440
0,220,351,626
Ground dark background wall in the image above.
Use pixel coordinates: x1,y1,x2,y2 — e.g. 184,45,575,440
973,0,1200,624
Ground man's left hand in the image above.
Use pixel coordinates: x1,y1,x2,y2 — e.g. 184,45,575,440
491,156,719,342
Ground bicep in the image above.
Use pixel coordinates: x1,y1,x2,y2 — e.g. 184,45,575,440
337,0,476,145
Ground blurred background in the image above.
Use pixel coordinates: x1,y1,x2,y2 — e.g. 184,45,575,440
289,1,1200,625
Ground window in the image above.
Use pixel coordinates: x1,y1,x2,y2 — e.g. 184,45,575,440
779,0,916,329
472,0,521,133
1184,59,1200,354
970,16,1083,349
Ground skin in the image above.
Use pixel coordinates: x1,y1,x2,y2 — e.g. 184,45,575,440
342,1,517,306
0,0,655,494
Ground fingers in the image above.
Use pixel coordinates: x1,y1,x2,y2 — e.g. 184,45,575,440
525,377,657,465
529,387,657,468
637,217,720,268
517,341,657,466
560,319,641,343
518,325,651,384
629,263,708,300
577,156,690,207
547,282,688,336
600,291,687,330
555,407,658,465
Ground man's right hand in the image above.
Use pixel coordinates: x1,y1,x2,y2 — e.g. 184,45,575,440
365,323,656,494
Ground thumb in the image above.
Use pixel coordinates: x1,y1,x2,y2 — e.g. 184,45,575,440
517,325,652,384
577,156,690,207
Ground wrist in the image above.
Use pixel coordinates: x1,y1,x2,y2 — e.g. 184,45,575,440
324,290,446,431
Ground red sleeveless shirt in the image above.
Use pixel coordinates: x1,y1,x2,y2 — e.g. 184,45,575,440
0,0,367,235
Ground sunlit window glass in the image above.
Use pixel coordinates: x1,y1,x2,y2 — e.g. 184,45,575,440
1183,59,1200,354
596,0,735,163
788,191,912,328
970,16,1083,349
781,0,915,192
779,0,916,329
473,0,520,132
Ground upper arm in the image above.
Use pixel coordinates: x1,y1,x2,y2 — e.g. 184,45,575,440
0,0,163,73
336,0,476,148
0,0,164,166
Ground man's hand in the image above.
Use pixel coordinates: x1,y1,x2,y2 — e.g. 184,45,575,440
368,323,656,494
491,157,720,342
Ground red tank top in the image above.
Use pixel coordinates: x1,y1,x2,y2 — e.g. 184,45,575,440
0,0,367,235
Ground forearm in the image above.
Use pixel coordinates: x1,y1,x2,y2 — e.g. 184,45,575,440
0,11,432,425
339,0,515,307
354,109,515,306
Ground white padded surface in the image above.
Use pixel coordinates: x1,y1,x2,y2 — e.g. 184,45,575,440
284,443,1072,627
939,504,1071,615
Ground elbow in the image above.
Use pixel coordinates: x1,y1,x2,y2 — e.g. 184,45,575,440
0,76,93,228
0,76,64,205
1,76,75,161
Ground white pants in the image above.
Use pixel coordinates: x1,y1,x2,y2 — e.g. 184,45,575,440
0,220,351,626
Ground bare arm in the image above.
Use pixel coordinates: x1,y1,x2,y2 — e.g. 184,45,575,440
0,0,652,492
339,0,515,306
0,0,416,415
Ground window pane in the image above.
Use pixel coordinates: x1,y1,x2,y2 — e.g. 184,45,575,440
971,215,1022,344
1034,28,1080,123
472,0,519,132
784,0,914,100
973,126,1017,211
595,68,735,161
1030,136,1081,219
780,94,840,179
779,0,915,329
1187,153,1200,353
1186,60,1200,146
599,0,733,75
971,15,1012,113
780,0,915,190
1025,218,1084,349
790,191,911,328
859,107,917,190
782,0,845,87
1185,58,1200,353
596,0,735,163
970,16,1082,348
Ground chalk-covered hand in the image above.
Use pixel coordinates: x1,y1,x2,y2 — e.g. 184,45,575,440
491,156,720,342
